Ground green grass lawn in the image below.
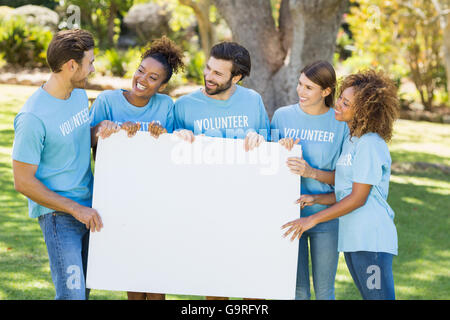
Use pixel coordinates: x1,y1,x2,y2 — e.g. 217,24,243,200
0,84,449,300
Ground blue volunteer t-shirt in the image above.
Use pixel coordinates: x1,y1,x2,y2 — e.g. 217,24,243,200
174,85,270,140
271,104,349,217
12,87,94,218
335,133,398,255
90,89,174,132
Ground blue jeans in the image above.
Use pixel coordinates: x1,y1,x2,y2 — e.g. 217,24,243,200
38,212,90,300
344,251,395,300
296,219,339,300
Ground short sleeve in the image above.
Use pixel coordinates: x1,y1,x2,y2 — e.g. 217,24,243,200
258,96,271,141
352,136,384,186
165,99,175,133
12,113,45,165
270,110,281,142
89,94,110,127
173,99,185,131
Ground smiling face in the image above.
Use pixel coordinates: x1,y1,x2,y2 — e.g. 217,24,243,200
130,57,167,99
296,73,331,108
334,86,356,123
70,49,95,89
203,56,240,96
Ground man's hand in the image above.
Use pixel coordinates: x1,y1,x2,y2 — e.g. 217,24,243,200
95,120,121,139
279,137,300,151
244,131,265,152
71,206,103,232
13,160,103,233
175,129,195,143
121,121,141,137
148,121,167,138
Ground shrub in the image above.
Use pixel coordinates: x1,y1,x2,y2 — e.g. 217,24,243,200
0,16,52,67
185,50,205,84
95,47,143,78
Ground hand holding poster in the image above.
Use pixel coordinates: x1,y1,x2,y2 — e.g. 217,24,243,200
87,131,301,299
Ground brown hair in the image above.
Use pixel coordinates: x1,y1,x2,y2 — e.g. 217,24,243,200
141,36,185,84
46,29,95,73
210,41,251,81
338,69,400,142
300,60,336,107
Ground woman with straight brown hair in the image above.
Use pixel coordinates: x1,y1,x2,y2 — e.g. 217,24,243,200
271,60,349,299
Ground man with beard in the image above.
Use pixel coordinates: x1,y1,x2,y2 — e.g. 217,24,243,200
174,41,270,150
12,29,102,300
173,42,270,300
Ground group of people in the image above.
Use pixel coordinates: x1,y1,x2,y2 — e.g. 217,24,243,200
12,28,399,300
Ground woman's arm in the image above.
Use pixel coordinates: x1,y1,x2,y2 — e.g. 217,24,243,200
282,182,372,241
278,137,335,185
286,156,335,185
295,192,336,209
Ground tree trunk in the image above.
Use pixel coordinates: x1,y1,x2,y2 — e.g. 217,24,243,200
179,0,215,55
107,0,118,47
213,0,348,118
444,12,450,96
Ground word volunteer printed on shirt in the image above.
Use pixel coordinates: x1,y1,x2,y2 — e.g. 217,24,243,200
113,120,162,131
174,85,270,140
12,87,94,219
283,128,335,143
59,107,90,136
335,133,398,255
194,115,250,132
270,104,349,217
90,89,174,133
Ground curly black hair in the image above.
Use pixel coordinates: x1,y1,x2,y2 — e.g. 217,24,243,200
141,36,185,83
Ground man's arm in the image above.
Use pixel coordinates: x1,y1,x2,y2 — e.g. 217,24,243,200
13,160,103,232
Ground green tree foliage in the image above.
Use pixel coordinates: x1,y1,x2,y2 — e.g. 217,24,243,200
0,0,56,9
57,0,134,48
346,0,447,110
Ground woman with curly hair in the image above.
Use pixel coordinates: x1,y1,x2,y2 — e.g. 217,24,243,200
282,69,399,300
89,37,184,300
90,36,185,144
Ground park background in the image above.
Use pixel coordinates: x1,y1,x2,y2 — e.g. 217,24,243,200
0,0,449,300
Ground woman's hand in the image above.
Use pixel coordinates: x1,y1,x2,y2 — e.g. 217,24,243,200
95,120,121,139
281,216,317,241
175,129,195,143
295,194,316,209
279,138,300,151
121,121,141,137
244,131,265,152
286,156,315,178
148,121,167,138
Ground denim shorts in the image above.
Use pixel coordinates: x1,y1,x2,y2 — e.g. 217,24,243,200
38,212,90,300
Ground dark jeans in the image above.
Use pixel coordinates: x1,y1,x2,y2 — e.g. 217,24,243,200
344,251,395,300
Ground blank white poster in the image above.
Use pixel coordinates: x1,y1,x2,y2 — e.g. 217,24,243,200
86,131,301,299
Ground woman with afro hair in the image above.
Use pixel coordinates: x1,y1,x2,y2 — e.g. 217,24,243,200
282,69,400,300
90,36,185,145
89,37,184,300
